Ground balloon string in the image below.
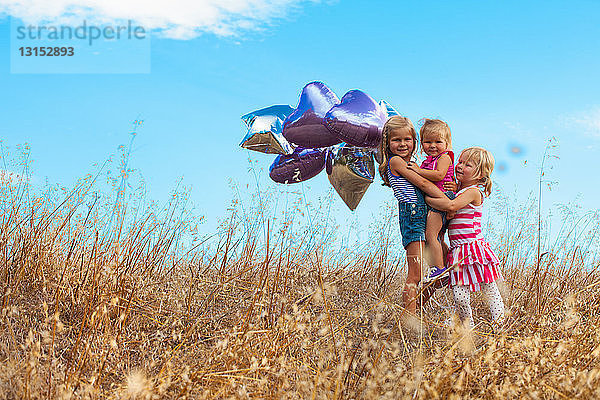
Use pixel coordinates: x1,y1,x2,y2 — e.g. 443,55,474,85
249,156,267,241
321,188,333,245
301,181,313,249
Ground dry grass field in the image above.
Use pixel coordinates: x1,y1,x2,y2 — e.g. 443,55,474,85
1,153,600,399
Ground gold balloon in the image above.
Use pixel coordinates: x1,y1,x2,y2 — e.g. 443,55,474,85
327,145,375,211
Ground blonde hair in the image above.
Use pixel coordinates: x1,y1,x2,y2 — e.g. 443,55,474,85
378,115,417,187
419,119,452,151
460,147,494,196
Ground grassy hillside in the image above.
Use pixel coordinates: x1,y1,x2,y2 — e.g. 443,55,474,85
1,161,599,399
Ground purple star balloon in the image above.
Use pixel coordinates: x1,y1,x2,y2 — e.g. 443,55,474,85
324,90,388,148
269,147,326,184
282,82,342,148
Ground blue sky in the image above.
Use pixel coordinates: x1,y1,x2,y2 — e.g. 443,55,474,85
0,0,598,235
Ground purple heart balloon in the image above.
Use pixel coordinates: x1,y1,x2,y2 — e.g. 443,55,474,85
283,82,342,148
269,148,326,184
324,90,388,148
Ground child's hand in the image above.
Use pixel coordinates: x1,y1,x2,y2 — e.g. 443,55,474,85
407,162,421,173
446,211,456,220
443,181,457,192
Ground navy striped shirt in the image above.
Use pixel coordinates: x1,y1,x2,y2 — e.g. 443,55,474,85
387,159,419,203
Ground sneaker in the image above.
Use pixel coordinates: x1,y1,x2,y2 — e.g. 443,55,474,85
440,275,450,287
430,275,449,289
423,266,451,284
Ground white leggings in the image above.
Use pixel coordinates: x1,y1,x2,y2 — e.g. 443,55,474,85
452,282,505,329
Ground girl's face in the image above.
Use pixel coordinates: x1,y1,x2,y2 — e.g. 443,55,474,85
388,128,415,160
455,153,479,184
422,133,448,157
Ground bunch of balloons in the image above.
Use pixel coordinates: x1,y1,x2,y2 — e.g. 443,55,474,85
239,81,398,211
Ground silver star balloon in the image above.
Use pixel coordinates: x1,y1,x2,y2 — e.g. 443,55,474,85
373,100,400,164
240,105,295,155
326,144,376,211
379,100,399,117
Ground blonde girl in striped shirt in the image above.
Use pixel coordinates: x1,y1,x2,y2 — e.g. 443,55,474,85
379,116,453,315
426,147,505,329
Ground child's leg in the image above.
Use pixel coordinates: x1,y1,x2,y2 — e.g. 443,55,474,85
425,211,444,267
404,241,425,314
441,240,449,266
481,282,505,324
417,284,436,309
452,284,474,329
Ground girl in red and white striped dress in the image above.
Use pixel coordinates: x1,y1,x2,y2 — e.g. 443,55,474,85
426,147,504,328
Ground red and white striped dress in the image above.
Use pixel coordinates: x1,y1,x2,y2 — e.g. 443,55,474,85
447,185,502,291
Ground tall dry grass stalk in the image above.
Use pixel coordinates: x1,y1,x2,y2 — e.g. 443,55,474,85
1,146,600,399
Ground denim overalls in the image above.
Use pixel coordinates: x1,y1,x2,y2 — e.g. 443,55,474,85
388,161,427,248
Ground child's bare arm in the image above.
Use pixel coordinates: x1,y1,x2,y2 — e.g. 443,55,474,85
389,157,445,199
426,188,481,212
407,154,452,182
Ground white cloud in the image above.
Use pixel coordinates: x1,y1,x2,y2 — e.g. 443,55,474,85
562,106,600,138
0,0,317,39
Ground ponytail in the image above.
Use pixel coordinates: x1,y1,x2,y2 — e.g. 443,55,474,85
479,175,492,197
459,147,495,197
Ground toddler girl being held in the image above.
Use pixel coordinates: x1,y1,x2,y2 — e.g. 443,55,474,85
407,119,455,280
